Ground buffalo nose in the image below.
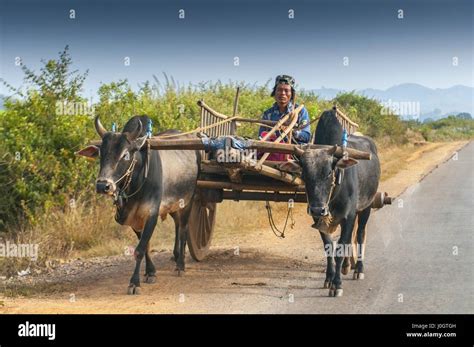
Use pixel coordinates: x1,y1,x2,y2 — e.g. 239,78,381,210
309,206,329,217
96,179,115,194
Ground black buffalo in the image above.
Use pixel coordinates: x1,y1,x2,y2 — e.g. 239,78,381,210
284,109,380,297
77,115,200,294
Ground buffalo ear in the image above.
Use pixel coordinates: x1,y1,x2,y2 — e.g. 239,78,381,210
278,160,302,174
133,135,148,151
335,157,358,169
75,145,100,159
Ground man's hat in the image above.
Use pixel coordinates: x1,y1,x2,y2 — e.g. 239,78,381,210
274,74,295,88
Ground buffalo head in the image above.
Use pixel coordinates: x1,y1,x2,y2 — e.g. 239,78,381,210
76,116,148,195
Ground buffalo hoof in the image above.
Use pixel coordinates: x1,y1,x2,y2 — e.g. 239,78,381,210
329,287,343,297
144,275,157,284
323,280,332,289
127,284,141,295
328,287,335,297
353,272,365,280
341,265,350,275
175,268,185,277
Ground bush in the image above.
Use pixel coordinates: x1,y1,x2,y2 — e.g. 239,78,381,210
333,91,407,143
0,47,96,230
415,116,474,142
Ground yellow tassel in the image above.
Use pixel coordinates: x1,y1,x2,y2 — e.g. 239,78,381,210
321,214,333,227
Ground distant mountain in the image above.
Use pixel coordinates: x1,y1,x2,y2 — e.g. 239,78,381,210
312,84,473,121
312,87,342,100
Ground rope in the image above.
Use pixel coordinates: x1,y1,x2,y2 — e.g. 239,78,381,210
114,141,151,207
318,169,337,227
114,158,137,186
265,197,296,239
123,141,151,199
326,169,337,207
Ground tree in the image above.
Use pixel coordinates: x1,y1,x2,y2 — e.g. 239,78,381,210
0,46,94,230
456,112,472,120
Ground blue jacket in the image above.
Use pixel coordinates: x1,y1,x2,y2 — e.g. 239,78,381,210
258,102,311,144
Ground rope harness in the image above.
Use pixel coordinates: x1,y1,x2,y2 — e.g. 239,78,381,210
265,194,297,239
113,141,151,209
319,168,337,227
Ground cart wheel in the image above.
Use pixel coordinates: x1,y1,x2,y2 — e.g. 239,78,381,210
187,191,216,261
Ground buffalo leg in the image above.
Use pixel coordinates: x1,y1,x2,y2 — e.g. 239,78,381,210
128,213,158,294
319,231,336,289
343,215,358,275
170,212,180,261
354,206,371,280
175,204,192,276
132,229,156,284
330,213,357,297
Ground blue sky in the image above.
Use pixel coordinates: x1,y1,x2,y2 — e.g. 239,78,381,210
1,0,472,98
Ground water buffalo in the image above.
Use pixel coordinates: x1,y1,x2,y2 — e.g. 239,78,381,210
77,115,200,294
283,109,380,297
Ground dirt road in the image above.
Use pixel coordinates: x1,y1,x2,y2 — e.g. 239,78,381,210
1,141,471,313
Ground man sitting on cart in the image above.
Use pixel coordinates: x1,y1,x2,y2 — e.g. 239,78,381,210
258,74,311,160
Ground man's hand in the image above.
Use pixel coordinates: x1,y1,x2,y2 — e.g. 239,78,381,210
292,129,301,139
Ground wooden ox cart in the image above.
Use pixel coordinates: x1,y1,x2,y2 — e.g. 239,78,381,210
91,89,392,262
